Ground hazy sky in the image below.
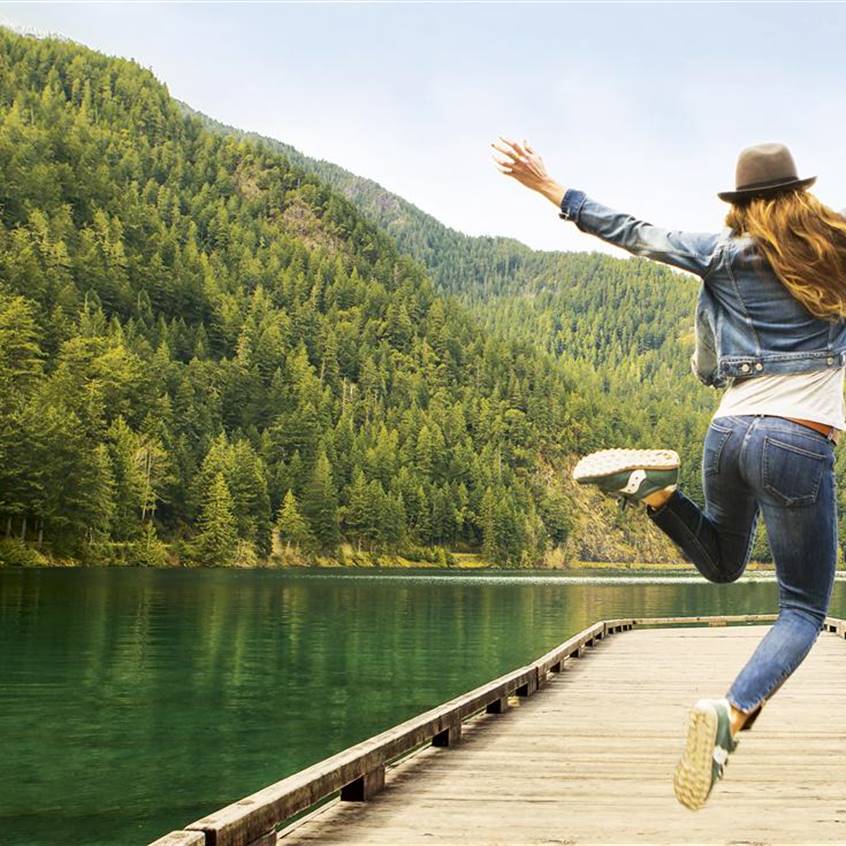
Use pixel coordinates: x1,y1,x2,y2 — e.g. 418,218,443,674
3,3,845,256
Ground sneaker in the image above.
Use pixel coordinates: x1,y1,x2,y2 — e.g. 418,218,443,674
673,698,739,811
572,448,679,505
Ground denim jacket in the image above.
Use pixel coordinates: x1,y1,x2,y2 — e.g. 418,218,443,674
559,189,846,389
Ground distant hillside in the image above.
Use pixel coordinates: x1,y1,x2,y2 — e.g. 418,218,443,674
0,26,689,569
185,105,718,501
189,105,846,562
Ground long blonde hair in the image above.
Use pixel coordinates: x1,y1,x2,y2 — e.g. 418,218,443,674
725,189,846,319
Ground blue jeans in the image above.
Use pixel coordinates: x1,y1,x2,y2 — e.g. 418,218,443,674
648,414,837,721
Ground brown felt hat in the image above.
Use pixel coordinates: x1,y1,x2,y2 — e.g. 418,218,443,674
717,142,816,203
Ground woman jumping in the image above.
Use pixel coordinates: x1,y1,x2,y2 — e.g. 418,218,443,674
492,138,846,810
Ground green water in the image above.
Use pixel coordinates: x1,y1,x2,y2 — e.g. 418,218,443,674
3,568,846,845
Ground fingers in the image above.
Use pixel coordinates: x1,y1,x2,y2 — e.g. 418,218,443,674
491,141,520,162
492,136,537,165
499,136,528,158
491,142,519,176
490,135,539,180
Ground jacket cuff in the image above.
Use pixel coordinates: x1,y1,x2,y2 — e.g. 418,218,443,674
558,189,587,223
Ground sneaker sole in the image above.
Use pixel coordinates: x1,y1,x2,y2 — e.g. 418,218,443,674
572,448,680,483
673,702,717,811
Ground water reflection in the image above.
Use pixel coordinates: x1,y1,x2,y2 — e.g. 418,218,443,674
2,567,845,845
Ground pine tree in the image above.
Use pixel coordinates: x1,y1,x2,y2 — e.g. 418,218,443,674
381,491,406,550
106,417,145,539
79,444,116,545
129,521,169,567
343,469,373,550
275,489,313,552
0,296,43,397
301,448,339,551
194,472,238,566
480,486,499,564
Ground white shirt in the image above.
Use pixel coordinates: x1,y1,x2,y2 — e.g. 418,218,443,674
714,367,846,430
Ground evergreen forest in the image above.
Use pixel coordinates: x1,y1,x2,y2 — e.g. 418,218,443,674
2,28,843,568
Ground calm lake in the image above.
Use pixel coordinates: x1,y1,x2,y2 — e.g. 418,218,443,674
4,567,846,845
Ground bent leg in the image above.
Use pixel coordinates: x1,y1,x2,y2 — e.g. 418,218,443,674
648,417,759,583
726,423,837,723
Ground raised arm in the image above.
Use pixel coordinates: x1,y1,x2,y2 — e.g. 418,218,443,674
559,190,721,277
492,137,721,278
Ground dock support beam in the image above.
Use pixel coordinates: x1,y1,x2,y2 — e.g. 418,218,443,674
486,696,509,714
341,766,386,802
433,722,462,747
516,675,538,697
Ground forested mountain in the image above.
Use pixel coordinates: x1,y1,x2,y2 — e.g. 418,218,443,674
186,108,718,507
6,30,839,569
186,113,718,516
1,27,685,569
181,107,846,561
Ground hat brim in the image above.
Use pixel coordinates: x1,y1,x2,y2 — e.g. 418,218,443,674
717,176,816,203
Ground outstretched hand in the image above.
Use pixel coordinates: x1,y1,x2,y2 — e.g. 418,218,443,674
491,137,566,207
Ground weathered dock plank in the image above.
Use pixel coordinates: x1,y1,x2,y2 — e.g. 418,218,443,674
148,832,205,846
278,625,846,845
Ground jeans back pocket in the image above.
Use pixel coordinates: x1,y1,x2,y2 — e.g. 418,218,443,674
704,422,733,476
762,436,826,507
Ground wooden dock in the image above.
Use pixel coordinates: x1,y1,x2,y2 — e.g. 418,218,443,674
152,615,846,846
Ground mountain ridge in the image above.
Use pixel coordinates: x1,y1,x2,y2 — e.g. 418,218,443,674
0,26,691,569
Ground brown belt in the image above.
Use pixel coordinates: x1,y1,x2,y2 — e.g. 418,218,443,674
782,416,842,445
